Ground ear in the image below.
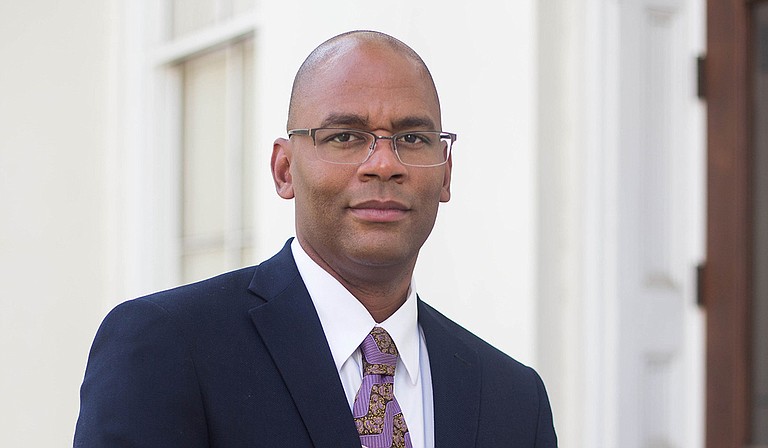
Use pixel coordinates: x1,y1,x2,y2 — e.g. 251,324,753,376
439,153,452,203
271,138,295,199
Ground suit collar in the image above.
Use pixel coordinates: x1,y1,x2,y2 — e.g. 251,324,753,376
419,300,481,448
247,240,361,447
248,241,483,447
290,238,422,386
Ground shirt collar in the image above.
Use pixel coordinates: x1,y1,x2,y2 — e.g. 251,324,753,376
291,238,420,385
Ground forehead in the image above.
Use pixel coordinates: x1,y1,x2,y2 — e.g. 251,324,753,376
293,43,441,129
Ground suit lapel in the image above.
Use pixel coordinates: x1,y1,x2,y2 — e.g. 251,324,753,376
419,300,481,448
247,242,361,447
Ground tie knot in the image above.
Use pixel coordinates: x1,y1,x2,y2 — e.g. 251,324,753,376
360,327,399,376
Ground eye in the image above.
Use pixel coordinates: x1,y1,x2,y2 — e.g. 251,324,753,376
396,133,431,147
317,129,368,148
402,133,422,143
331,132,351,143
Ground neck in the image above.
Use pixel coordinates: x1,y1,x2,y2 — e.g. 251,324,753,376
299,240,415,323
338,269,413,323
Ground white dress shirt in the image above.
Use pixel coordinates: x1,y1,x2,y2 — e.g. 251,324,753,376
291,239,434,448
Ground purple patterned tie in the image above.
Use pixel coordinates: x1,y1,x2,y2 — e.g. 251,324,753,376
352,327,413,448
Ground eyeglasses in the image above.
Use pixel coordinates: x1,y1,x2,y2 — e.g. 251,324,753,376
287,128,456,167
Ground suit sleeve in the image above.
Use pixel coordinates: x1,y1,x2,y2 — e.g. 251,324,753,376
74,299,209,448
532,368,558,448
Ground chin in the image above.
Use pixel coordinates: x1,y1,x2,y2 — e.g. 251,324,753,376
344,239,418,268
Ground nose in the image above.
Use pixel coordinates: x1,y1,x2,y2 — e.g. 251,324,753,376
358,136,407,181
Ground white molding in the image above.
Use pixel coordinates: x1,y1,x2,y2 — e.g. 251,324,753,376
114,0,262,295
224,43,245,268
152,13,260,65
113,0,158,300
580,0,622,445
156,64,183,287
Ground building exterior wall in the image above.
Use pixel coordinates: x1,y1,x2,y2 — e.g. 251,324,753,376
0,1,117,446
537,0,706,446
0,0,706,446
1,2,541,445
250,1,540,364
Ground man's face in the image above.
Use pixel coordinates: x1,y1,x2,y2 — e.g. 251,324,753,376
273,42,451,278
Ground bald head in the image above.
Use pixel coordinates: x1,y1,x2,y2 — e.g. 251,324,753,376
287,31,440,130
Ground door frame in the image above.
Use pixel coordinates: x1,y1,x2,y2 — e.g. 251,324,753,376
704,0,754,446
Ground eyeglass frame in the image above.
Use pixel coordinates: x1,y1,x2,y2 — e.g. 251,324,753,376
287,127,457,167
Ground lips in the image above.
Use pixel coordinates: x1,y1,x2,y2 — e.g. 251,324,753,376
348,200,410,222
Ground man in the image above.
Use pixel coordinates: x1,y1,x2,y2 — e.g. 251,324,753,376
75,31,557,447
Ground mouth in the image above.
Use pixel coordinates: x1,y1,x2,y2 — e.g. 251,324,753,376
348,200,410,223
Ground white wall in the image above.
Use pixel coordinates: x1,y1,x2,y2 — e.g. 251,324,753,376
252,0,540,366
7,0,717,445
0,1,117,446
536,0,706,446
0,2,544,445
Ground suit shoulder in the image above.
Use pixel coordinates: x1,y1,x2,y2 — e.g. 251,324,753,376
138,265,259,310
418,301,558,445
99,265,261,338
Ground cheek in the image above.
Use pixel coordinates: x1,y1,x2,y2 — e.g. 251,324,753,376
415,174,449,207
291,163,350,220
410,177,448,231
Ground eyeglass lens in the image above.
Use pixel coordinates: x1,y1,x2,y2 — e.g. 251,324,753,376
312,129,451,166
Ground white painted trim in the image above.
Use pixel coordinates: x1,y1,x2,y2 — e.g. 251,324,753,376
535,0,623,445
152,13,260,65
579,0,622,445
575,0,706,445
111,0,261,297
224,43,245,268
113,0,162,300
156,64,183,287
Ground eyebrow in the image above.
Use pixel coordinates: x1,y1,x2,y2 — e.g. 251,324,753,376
318,113,438,131
319,113,369,129
391,116,437,131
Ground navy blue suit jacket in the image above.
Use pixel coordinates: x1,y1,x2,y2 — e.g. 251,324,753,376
75,240,557,447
